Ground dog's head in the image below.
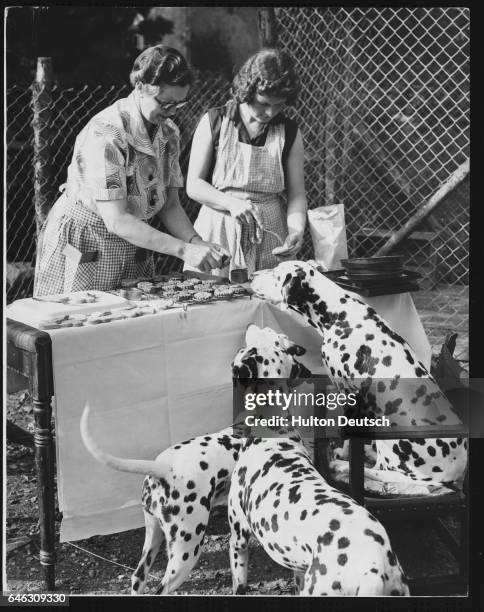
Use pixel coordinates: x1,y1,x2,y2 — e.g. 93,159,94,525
231,324,311,380
251,260,322,314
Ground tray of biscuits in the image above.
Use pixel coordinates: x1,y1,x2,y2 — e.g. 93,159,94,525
112,272,251,308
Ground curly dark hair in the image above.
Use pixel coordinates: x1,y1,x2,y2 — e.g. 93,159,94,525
231,48,300,106
129,45,193,88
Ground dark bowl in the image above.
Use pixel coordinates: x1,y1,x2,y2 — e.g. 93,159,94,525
341,255,404,272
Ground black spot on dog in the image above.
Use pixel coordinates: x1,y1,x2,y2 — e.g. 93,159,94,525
338,537,350,549
288,484,302,504
337,553,348,566
330,519,340,531
364,528,385,545
271,514,279,532
319,532,334,546
354,345,380,376
199,461,208,470
385,398,403,415
404,349,415,365
387,550,397,566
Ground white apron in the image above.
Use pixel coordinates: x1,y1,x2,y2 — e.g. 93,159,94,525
188,113,288,278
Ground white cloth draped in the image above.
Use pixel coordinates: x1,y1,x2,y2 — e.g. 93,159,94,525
7,292,430,541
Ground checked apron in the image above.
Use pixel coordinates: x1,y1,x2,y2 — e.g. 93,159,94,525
190,114,288,278
34,193,154,296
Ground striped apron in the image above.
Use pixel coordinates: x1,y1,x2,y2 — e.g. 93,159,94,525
189,114,288,278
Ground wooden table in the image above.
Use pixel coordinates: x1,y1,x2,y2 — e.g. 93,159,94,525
7,319,56,590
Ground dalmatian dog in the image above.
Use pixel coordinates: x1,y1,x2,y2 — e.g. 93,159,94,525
79,325,311,595
251,260,467,486
228,327,410,596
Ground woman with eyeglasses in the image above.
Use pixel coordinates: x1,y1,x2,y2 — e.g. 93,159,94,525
185,48,307,280
34,45,229,296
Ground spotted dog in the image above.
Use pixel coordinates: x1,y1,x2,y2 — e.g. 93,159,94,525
251,260,467,485
228,328,409,596
79,325,311,595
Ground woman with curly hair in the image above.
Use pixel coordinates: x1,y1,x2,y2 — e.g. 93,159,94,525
34,45,229,296
186,48,307,279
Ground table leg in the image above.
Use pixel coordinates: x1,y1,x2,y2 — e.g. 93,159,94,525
33,395,56,591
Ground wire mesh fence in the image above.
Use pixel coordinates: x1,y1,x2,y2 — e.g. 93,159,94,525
6,7,469,357
275,6,469,357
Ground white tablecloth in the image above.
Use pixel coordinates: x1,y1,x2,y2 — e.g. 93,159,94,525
7,293,430,541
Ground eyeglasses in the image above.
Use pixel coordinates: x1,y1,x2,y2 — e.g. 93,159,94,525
155,98,189,111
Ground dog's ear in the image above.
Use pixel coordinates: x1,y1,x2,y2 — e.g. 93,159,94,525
233,354,260,380
232,364,251,379
285,342,306,357
282,272,293,288
290,360,312,380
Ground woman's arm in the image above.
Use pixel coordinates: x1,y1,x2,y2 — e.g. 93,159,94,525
186,112,263,241
97,198,227,272
158,187,199,242
273,128,308,258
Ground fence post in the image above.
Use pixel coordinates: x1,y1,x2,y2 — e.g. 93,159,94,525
33,57,53,237
258,8,278,47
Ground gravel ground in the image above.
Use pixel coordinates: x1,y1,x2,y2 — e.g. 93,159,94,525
6,389,466,597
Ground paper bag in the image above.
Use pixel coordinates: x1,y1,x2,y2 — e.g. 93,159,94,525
308,204,348,271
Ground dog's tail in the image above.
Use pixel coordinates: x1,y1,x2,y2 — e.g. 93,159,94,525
80,405,170,478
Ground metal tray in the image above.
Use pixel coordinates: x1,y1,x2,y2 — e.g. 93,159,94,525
324,269,421,296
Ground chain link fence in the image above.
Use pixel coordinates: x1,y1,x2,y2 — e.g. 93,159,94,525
276,6,469,357
6,7,469,357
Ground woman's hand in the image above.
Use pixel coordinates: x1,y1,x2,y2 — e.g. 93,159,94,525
182,238,230,273
272,232,304,259
228,197,264,244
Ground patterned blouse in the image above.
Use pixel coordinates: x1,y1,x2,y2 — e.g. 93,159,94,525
63,91,184,221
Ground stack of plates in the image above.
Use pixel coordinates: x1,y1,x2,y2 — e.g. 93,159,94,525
341,256,404,281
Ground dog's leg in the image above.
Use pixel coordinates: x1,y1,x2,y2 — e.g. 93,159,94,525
228,503,251,594
299,557,334,596
131,510,164,595
293,570,305,594
155,508,210,595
